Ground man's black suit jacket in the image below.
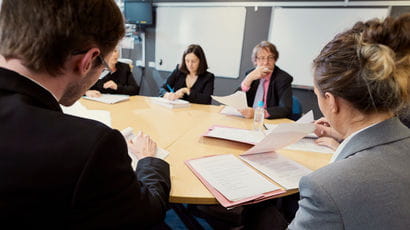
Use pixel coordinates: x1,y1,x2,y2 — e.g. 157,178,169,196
0,68,170,229
244,65,293,119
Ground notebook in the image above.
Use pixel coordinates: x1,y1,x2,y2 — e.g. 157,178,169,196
83,94,130,104
150,97,190,109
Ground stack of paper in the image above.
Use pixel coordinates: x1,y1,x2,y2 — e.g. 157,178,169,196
188,121,316,207
150,97,190,109
61,101,111,127
83,94,130,104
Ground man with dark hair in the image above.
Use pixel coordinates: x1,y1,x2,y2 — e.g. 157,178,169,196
0,0,170,228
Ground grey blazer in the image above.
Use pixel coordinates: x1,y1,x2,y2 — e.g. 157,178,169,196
289,117,410,230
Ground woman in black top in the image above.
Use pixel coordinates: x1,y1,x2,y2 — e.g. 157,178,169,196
159,44,214,104
86,48,139,96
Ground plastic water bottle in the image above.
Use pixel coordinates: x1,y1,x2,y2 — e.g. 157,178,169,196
253,101,265,131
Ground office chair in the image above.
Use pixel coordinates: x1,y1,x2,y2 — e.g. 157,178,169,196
291,96,302,121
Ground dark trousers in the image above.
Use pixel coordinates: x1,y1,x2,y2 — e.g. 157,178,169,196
188,193,300,230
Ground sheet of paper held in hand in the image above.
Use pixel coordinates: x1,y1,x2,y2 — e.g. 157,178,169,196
220,105,244,117
121,127,169,169
239,122,315,190
242,122,315,155
61,101,112,127
211,91,248,110
188,154,280,201
264,111,334,154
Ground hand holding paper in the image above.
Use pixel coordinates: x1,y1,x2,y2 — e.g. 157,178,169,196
121,127,169,168
127,131,157,159
211,91,248,110
243,123,316,155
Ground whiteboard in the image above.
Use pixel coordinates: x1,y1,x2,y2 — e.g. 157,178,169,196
155,7,246,78
269,8,389,87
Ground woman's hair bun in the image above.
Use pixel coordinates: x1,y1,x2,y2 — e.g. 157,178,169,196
360,14,410,59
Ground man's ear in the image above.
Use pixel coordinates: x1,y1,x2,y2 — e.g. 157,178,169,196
78,48,100,76
324,92,339,114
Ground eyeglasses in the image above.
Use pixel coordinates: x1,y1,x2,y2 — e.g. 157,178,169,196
72,49,112,73
256,56,275,62
98,55,112,74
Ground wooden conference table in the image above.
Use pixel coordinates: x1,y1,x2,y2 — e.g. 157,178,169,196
80,95,331,204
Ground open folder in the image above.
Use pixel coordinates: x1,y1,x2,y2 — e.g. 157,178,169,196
186,154,285,209
186,122,315,208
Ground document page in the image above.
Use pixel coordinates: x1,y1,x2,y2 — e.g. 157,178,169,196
285,138,334,154
296,110,314,124
220,106,244,117
243,123,315,155
211,91,248,110
205,126,265,145
61,101,112,127
188,154,280,201
240,152,312,190
83,94,130,104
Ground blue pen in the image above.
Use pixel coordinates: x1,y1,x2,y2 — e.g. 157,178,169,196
166,84,175,93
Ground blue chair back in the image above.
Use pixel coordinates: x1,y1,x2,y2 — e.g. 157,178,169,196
291,96,302,120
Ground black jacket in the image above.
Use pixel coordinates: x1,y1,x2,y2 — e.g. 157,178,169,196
159,66,215,104
90,62,139,95
244,66,293,119
0,67,170,228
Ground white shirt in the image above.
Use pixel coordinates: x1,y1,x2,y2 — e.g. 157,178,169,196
330,122,380,163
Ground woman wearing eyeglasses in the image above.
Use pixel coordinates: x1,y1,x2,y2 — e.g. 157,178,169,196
239,41,293,119
85,47,139,97
159,44,215,104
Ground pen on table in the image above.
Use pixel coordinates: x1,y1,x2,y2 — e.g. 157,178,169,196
263,123,268,130
166,84,175,93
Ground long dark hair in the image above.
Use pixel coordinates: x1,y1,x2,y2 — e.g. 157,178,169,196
179,44,209,75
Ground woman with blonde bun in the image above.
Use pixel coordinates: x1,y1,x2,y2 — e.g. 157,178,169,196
289,14,410,229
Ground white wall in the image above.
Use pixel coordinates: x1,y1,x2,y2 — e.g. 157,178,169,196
155,6,246,78
269,7,389,87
